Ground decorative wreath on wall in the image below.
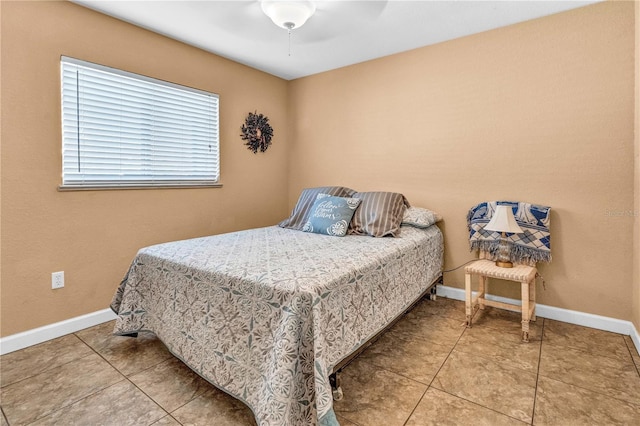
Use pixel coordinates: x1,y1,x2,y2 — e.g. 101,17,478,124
240,111,274,154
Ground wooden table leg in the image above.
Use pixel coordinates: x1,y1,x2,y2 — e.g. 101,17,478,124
521,281,530,342
529,278,536,321
465,272,472,327
478,275,486,310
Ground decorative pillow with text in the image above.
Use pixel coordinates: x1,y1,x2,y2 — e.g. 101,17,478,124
278,186,357,230
303,194,361,237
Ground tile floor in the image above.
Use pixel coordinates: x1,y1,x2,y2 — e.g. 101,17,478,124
1,297,639,425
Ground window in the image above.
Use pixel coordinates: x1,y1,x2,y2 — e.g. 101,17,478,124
60,57,219,189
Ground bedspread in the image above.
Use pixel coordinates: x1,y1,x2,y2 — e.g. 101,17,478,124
111,225,443,425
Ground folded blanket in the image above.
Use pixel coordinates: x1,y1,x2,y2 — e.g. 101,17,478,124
467,201,551,265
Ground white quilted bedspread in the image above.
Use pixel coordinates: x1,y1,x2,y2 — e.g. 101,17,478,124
111,225,443,425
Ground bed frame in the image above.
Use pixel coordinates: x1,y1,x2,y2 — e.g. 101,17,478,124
329,274,443,399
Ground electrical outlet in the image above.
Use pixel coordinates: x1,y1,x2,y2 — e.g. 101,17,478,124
52,271,64,289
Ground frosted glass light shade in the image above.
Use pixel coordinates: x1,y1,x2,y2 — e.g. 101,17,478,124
484,205,523,234
261,0,316,30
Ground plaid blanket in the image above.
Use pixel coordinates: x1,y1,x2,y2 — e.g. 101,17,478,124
467,201,551,265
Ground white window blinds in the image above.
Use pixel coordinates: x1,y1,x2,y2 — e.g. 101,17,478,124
60,57,219,189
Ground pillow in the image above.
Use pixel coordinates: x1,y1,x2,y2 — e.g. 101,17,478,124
279,186,357,230
348,192,409,237
401,207,442,229
303,194,361,237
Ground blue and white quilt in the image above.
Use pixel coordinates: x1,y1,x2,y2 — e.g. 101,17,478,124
467,201,551,264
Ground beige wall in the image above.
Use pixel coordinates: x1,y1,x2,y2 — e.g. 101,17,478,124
288,1,636,319
634,0,640,333
1,1,637,338
0,1,290,336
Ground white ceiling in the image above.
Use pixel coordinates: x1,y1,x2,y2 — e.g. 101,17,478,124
72,0,600,80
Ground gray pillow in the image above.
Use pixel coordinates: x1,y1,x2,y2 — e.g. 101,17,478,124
279,186,357,230
303,194,361,237
348,192,410,237
401,207,442,229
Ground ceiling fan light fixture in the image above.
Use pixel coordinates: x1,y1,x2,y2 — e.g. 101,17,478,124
261,0,316,31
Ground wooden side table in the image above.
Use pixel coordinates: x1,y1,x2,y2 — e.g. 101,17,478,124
464,259,537,342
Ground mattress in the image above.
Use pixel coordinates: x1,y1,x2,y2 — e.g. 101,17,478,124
111,225,443,425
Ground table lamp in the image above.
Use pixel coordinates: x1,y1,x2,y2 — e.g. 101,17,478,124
483,205,523,268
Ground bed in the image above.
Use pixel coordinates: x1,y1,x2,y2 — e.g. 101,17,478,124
111,192,443,426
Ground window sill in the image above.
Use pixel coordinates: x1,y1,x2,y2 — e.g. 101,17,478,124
57,183,223,192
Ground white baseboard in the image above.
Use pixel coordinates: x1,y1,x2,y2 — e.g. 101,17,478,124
631,323,640,357
436,284,640,356
2,290,639,357
0,308,117,355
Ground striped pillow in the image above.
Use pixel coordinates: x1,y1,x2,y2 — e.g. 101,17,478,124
279,186,357,230
349,192,410,237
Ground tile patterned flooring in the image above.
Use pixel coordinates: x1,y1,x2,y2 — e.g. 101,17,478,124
1,297,639,425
